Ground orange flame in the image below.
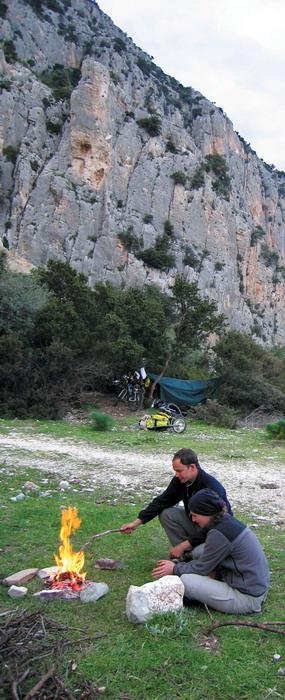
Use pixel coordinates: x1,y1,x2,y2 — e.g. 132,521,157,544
54,506,85,581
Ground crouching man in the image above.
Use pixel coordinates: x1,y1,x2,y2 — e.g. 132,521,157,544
120,448,232,561
152,489,270,614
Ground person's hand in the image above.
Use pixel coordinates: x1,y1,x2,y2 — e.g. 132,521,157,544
169,541,191,559
152,560,175,579
120,518,142,534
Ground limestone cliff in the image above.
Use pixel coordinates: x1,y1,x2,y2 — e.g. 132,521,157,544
1,0,285,345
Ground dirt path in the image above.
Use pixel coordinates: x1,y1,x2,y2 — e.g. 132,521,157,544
0,431,284,525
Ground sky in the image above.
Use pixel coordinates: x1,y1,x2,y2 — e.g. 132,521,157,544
97,0,285,171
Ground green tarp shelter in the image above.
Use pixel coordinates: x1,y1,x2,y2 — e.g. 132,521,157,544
148,374,220,407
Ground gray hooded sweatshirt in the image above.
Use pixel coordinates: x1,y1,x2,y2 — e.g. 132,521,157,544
173,514,270,596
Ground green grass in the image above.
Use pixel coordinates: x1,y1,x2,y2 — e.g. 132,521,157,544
0,463,284,700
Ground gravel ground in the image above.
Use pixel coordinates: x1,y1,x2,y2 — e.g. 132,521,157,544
0,431,284,525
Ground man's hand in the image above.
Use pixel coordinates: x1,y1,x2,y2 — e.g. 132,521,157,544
120,518,142,534
169,540,191,559
152,560,175,579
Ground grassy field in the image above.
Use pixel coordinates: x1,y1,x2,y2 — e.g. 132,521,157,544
0,416,285,699
1,412,285,464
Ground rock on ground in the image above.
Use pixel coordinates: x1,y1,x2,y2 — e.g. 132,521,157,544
126,575,184,624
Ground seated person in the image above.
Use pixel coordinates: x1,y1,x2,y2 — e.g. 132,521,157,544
152,489,270,614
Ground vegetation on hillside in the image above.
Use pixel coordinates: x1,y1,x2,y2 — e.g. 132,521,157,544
1,250,285,419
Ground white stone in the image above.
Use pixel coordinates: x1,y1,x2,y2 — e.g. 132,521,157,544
3,568,39,586
80,582,109,603
37,566,58,580
59,480,70,490
23,481,39,491
126,576,184,624
10,493,26,501
8,585,28,598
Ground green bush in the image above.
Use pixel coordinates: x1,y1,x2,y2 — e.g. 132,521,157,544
164,219,174,236
191,399,238,429
137,115,161,137
191,167,204,189
171,171,187,186
265,419,285,440
260,243,279,268
39,64,80,101
143,214,153,224
46,120,61,135
113,37,126,53
2,39,17,64
89,410,115,431
118,229,139,252
204,154,230,199
0,78,11,91
137,56,152,76
30,159,40,172
165,139,177,153
60,22,77,43
250,225,266,246
183,246,199,268
0,1,7,18
139,235,175,271
192,107,202,118
46,0,64,13
3,145,18,164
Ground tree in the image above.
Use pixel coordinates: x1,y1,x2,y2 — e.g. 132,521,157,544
213,330,285,413
0,260,50,416
149,275,225,397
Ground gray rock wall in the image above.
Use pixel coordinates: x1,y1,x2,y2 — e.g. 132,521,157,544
1,0,285,345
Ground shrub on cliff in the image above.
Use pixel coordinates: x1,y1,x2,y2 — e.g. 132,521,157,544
137,115,161,136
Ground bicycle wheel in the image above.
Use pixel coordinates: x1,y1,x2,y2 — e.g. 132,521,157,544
113,388,127,406
128,389,142,411
171,417,186,433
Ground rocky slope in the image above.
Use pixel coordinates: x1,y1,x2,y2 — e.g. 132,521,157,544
1,0,285,345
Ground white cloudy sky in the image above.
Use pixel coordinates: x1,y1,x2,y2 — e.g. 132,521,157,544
98,0,285,170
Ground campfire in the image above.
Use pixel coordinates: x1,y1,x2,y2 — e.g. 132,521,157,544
49,506,86,592
30,508,113,601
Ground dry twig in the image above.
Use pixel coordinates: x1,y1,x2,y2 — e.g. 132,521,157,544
0,610,106,699
81,527,121,550
206,619,285,635
22,665,55,700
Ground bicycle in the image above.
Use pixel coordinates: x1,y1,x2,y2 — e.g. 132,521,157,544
112,374,144,411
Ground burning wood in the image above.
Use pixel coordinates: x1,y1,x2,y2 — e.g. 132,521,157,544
50,507,86,591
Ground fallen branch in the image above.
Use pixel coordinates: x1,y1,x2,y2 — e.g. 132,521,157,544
11,669,30,700
81,528,121,550
206,619,285,636
22,665,55,700
53,675,77,700
61,632,107,647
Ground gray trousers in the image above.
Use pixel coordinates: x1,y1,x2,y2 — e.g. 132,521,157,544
159,505,202,547
181,574,267,614
159,506,267,614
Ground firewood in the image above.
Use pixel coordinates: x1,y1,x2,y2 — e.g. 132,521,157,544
206,619,285,635
81,528,122,550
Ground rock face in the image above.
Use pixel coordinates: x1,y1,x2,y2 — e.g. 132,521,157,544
1,0,285,344
126,575,185,624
